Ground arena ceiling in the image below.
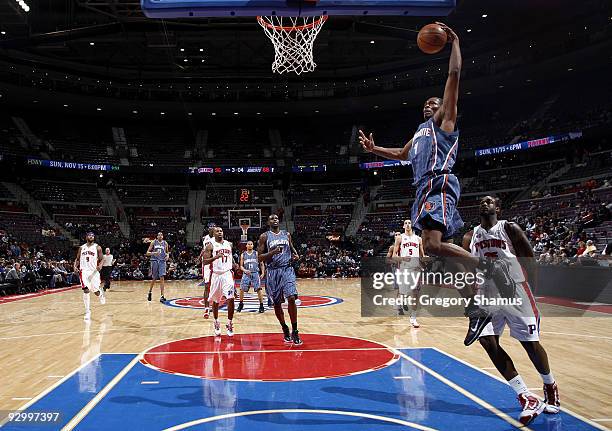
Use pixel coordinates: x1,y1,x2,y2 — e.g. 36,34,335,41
0,0,608,82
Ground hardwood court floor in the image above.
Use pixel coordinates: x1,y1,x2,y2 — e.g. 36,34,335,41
0,279,610,425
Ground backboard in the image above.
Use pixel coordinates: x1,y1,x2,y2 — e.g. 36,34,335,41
141,0,455,17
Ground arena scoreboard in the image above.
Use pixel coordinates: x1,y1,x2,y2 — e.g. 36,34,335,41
188,166,275,174
236,188,253,204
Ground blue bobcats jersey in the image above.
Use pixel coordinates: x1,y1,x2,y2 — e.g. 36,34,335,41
242,251,259,273
266,230,291,269
408,118,459,186
151,239,167,262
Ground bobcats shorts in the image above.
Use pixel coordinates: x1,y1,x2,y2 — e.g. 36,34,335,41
240,272,261,292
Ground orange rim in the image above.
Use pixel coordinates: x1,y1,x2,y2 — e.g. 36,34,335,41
256,15,328,31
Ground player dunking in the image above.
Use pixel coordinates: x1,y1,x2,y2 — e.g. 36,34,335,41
237,241,266,313
199,223,216,319
74,232,105,321
201,227,237,337
463,196,560,425
257,214,302,345
393,220,424,328
146,232,169,303
359,22,516,345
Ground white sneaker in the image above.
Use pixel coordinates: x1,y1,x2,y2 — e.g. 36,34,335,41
410,316,420,328
518,392,546,425
99,293,106,305
213,320,221,336
226,321,234,337
84,311,91,321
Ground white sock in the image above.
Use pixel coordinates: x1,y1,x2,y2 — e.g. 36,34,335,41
508,375,529,395
411,311,417,318
83,293,90,312
540,372,555,385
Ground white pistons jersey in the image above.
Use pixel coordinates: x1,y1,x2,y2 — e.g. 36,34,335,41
399,233,421,258
469,220,525,283
80,243,99,272
211,239,233,274
203,235,214,249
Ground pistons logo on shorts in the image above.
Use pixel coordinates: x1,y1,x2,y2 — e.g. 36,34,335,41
424,201,435,212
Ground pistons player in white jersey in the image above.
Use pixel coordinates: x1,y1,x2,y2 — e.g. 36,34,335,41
73,232,105,321
463,196,560,426
199,223,216,319
202,227,238,337
393,220,425,327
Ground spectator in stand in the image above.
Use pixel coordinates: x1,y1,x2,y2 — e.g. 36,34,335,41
581,240,597,256
576,241,586,256
5,262,23,294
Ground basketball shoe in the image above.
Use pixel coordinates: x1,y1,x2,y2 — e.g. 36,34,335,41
226,321,234,337
203,307,210,319
463,304,492,346
292,330,303,345
282,325,291,343
518,392,546,425
543,383,561,414
213,320,221,337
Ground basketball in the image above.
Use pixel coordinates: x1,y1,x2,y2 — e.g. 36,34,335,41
417,23,448,54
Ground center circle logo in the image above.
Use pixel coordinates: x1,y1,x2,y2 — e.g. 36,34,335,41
165,294,342,312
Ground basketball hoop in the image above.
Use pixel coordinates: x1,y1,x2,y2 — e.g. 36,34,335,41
239,218,251,242
257,15,328,75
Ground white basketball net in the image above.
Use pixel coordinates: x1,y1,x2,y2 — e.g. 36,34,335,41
257,15,328,75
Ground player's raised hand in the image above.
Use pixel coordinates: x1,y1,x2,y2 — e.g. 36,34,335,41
358,130,375,152
435,22,458,42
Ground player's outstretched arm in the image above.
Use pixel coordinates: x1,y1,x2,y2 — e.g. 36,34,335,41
359,129,413,161
73,246,81,272
433,22,461,133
